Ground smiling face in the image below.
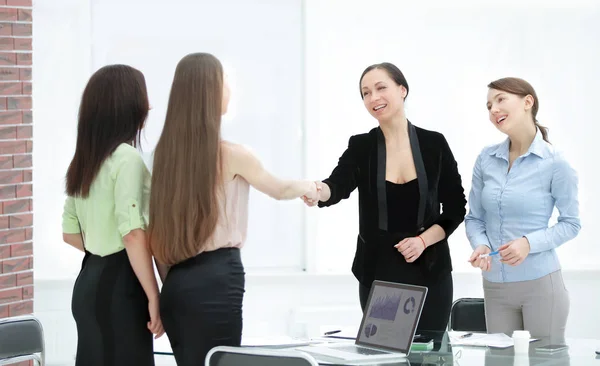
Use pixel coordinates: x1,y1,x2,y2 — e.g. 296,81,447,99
360,68,407,122
486,88,534,135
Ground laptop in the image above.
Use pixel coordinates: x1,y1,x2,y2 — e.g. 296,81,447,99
297,281,428,363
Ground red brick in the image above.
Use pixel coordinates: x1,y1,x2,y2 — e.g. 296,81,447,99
0,9,18,22
0,111,21,124
0,67,18,81
0,217,7,229
0,228,25,243
0,52,16,66
0,155,12,168
0,170,23,184
22,285,32,299
0,287,21,303
0,24,11,36
16,125,30,138
0,82,21,95
9,213,31,228
16,271,31,285
21,81,30,94
7,96,29,109
15,184,30,198
0,125,15,138
11,23,31,37
0,38,13,51
17,9,31,22
0,245,10,258
24,227,30,240
0,140,25,153
18,68,30,80
21,110,30,123
13,154,30,168
0,185,15,199
14,38,30,51
27,255,31,268
25,140,31,152
16,53,30,66
0,244,8,258
10,242,31,257
0,304,7,318
1,257,28,273
3,200,29,215
0,273,15,289
7,0,33,5
9,300,32,316
22,169,31,182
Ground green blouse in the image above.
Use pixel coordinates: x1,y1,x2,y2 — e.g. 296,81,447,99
62,143,151,256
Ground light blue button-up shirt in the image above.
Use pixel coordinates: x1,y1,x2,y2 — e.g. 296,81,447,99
465,130,581,283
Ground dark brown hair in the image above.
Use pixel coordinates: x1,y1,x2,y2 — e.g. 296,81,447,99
65,64,149,197
148,53,224,265
488,77,549,143
359,62,409,100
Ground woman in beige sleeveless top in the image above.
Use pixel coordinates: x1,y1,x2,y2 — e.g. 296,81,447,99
148,53,319,365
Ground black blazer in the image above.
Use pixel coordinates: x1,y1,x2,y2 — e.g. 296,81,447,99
319,122,466,286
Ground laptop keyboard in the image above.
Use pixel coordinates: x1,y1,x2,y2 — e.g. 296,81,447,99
335,345,392,355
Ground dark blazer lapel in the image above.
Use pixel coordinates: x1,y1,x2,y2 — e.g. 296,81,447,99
408,121,428,233
376,127,387,231
376,122,428,233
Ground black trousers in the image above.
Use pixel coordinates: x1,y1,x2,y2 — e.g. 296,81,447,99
160,248,245,366
71,250,154,366
359,272,453,331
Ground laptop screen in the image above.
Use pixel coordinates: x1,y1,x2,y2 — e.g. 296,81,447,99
356,281,428,353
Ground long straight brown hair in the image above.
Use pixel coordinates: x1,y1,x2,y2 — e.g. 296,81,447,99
488,77,549,143
148,53,224,265
65,65,149,197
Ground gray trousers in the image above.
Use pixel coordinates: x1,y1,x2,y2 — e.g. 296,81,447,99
483,270,569,343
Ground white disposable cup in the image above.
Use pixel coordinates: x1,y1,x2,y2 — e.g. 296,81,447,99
512,330,531,354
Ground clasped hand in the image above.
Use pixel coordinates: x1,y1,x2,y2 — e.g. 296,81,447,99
301,182,320,207
394,237,425,263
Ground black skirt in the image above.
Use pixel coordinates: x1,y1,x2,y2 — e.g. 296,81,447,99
71,249,154,366
160,247,245,366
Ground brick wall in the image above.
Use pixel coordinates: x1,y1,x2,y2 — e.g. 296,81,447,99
0,0,34,327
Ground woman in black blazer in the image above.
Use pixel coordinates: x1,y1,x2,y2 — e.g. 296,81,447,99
303,63,466,331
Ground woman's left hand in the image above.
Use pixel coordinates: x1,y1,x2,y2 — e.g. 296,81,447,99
394,237,426,263
498,237,530,266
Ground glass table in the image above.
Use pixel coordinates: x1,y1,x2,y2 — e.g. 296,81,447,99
313,331,600,365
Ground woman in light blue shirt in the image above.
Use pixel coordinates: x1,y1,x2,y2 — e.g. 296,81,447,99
465,77,580,342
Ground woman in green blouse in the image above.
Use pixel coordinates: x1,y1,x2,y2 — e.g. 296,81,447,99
62,65,164,366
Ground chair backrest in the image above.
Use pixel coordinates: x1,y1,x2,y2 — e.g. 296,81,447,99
448,298,487,332
205,346,319,366
0,315,45,366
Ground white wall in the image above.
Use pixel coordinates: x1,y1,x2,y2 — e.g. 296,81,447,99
32,0,600,364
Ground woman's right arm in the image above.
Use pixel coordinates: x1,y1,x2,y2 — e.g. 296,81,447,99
465,153,492,249
316,135,361,207
114,151,164,338
465,153,493,270
228,143,317,200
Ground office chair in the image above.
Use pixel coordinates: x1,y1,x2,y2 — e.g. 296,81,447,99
0,315,45,366
205,346,319,366
448,297,487,332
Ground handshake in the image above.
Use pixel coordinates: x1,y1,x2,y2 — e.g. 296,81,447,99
301,181,323,207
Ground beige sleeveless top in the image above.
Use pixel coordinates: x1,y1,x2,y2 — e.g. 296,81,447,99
202,175,250,252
